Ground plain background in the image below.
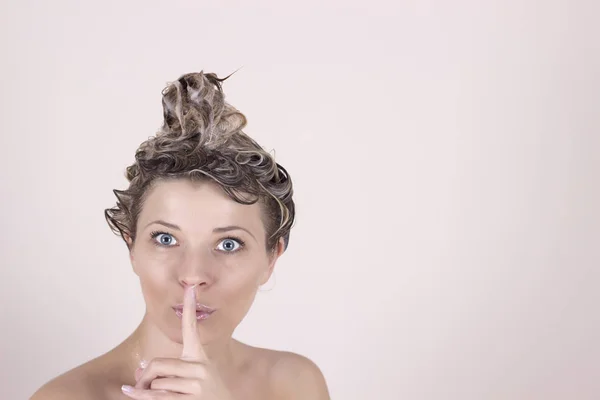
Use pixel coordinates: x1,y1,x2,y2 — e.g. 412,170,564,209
1,1,599,399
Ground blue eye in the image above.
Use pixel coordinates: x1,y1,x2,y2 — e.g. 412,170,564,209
150,231,178,246
217,238,243,253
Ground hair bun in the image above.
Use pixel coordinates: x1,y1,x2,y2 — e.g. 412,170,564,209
160,70,246,149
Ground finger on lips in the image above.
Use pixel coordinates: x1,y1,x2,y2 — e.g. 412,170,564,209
181,284,207,361
125,284,209,397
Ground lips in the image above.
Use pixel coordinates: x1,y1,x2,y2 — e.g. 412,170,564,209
172,304,216,321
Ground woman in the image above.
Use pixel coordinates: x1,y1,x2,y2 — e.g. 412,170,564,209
31,71,330,400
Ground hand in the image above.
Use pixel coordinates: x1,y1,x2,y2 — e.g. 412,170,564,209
121,285,234,399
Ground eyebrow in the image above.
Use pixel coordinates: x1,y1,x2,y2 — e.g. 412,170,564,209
145,220,256,240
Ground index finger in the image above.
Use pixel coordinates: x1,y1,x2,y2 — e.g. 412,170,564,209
181,284,207,361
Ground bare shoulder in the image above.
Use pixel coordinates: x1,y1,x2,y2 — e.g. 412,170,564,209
236,342,330,399
29,358,111,400
258,348,331,400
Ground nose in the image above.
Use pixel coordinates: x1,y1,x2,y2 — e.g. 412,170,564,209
178,248,216,288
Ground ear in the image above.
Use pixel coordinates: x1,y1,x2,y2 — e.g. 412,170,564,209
260,237,286,285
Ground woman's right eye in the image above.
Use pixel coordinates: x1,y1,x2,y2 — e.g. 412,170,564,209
151,232,178,246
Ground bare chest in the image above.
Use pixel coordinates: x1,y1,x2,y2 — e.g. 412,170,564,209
226,369,275,400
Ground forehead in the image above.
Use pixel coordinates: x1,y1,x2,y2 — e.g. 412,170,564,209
137,179,265,235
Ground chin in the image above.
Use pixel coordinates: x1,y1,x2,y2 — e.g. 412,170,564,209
166,312,221,344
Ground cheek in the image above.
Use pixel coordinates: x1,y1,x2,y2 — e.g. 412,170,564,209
217,257,268,305
134,249,180,305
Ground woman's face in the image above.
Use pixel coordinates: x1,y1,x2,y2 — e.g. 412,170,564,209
128,179,282,345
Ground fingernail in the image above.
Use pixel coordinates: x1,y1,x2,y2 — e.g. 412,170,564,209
139,359,148,368
121,385,134,393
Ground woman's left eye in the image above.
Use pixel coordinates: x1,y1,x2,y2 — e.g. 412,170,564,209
216,238,243,253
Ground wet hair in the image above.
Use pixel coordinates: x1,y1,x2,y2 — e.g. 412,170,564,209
104,71,295,253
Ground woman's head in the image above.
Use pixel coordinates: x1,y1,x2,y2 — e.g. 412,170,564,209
104,71,295,343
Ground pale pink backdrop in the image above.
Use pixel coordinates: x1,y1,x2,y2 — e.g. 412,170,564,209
0,1,598,399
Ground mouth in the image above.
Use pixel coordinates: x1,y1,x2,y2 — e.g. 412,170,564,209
172,304,216,321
